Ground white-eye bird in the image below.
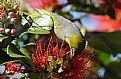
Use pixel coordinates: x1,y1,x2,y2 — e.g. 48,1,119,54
34,9,86,58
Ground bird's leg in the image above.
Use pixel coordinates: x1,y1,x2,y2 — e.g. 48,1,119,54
58,64,64,73
70,48,75,59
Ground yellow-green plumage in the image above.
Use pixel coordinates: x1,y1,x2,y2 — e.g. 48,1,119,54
67,34,84,50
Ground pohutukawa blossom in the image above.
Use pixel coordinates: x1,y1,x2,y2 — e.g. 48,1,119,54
84,0,121,32
61,50,95,79
88,2,121,32
0,75,4,79
24,0,58,9
89,13,121,32
5,62,23,75
31,37,70,72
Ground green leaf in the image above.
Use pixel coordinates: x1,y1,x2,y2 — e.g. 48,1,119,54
28,72,39,79
28,72,49,79
32,14,53,30
0,49,20,65
7,44,25,58
7,44,35,71
96,50,111,65
20,43,36,56
0,36,8,42
19,29,50,37
27,29,50,34
108,62,121,78
0,36,13,47
20,43,36,71
20,57,35,71
88,31,121,55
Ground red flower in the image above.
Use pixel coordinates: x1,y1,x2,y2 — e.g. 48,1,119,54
86,0,121,32
89,11,121,32
61,50,95,79
0,75,4,79
31,37,70,72
88,5,121,32
24,0,58,9
5,62,22,75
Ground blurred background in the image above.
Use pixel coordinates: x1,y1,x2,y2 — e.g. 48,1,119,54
1,0,121,79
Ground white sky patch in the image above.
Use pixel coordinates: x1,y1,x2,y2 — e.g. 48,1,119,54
57,0,68,5
81,16,98,31
98,67,105,78
0,65,5,74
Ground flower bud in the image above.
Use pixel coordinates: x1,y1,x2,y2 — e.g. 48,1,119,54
10,18,17,24
0,28,4,32
11,29,16,34
1,13,6,18
8,12,16,18
5,29,11,34
0,13,7,22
